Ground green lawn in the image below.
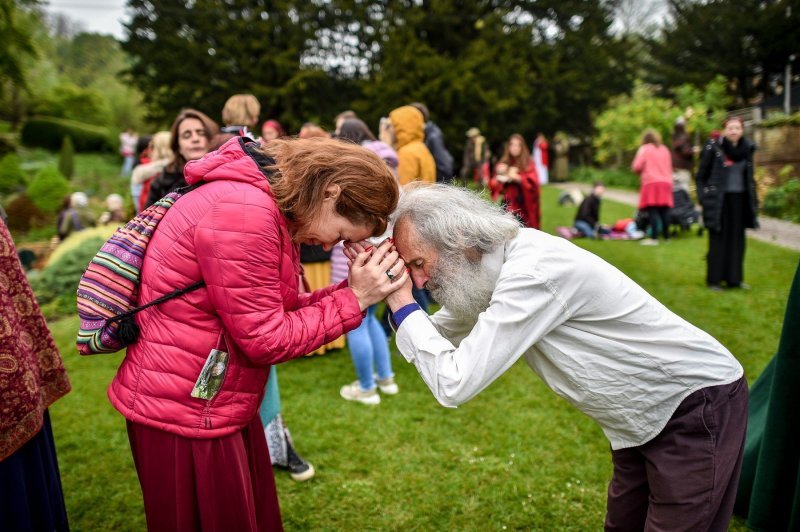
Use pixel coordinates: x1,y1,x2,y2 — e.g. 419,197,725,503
47,186,799,530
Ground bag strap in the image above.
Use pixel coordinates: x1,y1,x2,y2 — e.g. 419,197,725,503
106,280,205,325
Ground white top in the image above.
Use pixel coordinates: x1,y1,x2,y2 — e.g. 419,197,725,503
395,228,742,450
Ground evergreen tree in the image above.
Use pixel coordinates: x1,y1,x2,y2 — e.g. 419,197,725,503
58,135,74,179
123,0,352,130
646,0,800,104
0,153,27,196
27,166,71,214
123,0,634,143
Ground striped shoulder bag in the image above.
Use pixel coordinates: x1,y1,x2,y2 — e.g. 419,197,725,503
76,184,205,354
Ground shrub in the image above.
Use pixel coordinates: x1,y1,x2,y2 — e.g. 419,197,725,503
569,167,641,190
0,154,27,196
762,177,800,223
32,82,111,127
0,134,16,158
30,235,107,319
45,225,116,267
3,193,47,232
59,136,75,178
760,112,800,128
21,116,112,152
27,166,71,214
593,77,730,167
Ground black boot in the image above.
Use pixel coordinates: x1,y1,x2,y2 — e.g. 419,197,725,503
284,428,315,482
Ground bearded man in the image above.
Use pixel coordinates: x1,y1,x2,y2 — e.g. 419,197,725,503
380,184,748,531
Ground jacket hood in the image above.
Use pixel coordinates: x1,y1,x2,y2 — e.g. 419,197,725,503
184,137,273,193
389,106,425,148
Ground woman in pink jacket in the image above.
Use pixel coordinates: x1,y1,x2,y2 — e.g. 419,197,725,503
109,136,404,531
632,129,674,245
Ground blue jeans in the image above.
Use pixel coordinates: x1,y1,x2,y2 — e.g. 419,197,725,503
348,306,393,391
120,155,135,177
574,220,596,238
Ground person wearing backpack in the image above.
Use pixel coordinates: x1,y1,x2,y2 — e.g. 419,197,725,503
107,136,404,531
410,102,454,183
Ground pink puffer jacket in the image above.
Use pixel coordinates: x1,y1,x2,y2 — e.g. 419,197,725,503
108,138,363,438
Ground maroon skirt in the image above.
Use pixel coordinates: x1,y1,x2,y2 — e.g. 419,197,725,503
127,414,283,531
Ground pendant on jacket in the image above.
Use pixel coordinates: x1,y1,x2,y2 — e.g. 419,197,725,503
190,348,230,400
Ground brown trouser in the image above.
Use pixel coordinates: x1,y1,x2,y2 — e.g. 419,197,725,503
605,377,748,532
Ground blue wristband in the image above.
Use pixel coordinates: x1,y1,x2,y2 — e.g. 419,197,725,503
392,303,422,328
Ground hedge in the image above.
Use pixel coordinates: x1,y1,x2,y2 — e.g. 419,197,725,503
21,116,113,152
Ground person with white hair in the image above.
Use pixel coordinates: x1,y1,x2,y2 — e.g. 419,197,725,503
364,184,748,530
57,192,96,240
98,193,126,225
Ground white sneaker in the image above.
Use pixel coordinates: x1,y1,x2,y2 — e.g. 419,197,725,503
376,376,399,395
340,381,380,405
640,238,659,246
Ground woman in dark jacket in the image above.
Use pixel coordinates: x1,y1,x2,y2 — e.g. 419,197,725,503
695,117,758,290
145,109,218,207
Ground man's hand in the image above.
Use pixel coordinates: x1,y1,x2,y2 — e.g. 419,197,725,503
385,274,415,312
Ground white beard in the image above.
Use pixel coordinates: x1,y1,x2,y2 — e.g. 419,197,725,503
428,252,496,321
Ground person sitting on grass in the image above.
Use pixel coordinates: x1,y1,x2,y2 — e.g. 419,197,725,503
362,184,747,531
573,181,605,239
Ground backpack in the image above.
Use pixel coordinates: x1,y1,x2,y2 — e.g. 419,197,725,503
76,184,205,355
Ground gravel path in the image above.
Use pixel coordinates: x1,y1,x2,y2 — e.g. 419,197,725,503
550,183,800,252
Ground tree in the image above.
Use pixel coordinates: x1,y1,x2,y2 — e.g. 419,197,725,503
646,0,800,104
27,166,71,214
123,0,635,148
0,0,40,128
321,0,635,152
123,0,350,129
593,76,731,166
59,136,74,179
0,153,26,196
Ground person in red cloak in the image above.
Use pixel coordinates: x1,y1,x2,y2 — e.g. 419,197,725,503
490,133,541,229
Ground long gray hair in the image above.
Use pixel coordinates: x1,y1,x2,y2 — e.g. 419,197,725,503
393,184,521,255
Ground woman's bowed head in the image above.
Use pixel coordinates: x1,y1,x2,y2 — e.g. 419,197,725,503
260,137,409,309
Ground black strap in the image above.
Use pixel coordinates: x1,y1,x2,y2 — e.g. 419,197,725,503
106,281,206,324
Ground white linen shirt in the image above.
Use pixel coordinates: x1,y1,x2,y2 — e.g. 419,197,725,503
395,228,743,450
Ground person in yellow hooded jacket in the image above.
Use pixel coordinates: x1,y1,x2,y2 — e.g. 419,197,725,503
388,105,436,185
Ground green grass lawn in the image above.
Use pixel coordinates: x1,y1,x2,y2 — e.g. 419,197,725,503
47,186,799,530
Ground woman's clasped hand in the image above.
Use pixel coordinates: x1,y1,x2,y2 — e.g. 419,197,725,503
344,239,409,311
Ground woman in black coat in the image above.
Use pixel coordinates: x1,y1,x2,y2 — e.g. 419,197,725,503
145,109,218,208
695,117,758,290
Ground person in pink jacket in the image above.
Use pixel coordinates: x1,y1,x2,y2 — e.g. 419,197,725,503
632,129,674,245
109,136,405,531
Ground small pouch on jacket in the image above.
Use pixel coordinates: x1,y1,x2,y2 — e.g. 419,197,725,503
190,331,230,401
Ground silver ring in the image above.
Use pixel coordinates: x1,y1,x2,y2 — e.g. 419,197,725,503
385,270,396,281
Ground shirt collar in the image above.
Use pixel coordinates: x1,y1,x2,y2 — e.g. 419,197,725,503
480,241,507,287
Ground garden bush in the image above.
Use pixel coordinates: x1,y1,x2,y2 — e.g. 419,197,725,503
30,234,107,319
59,136,75,178
0,153,27,196
0,134,16,158
45,225,116,266
763,178,800,223
3,193,47,232
759,112,800,128
569,166,640,190
27,166,71,214
21,116,112,152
